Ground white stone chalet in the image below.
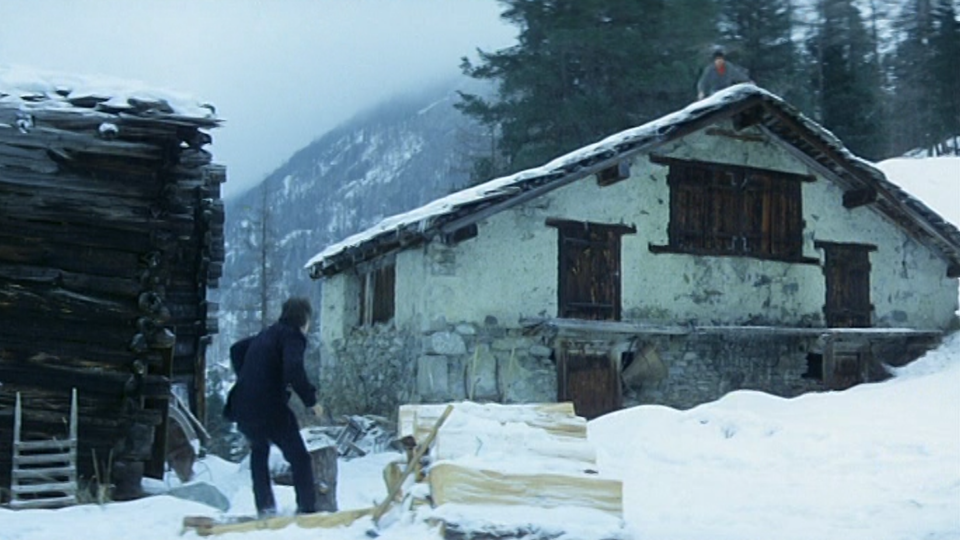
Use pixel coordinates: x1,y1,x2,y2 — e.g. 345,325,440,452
306,85,960,418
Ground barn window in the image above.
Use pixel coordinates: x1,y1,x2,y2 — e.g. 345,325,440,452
358,261,395,326
547,219,636,321
649,156,812,262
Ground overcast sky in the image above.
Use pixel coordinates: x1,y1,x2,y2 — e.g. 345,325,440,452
0,1,515,197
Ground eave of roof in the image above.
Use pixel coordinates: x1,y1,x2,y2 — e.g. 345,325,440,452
0,64,219,126
306,84,960,279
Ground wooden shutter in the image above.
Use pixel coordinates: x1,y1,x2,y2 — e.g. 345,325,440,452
669,164,706,250
551,220,634,321
371,263,395,324
707,170,742,253
358,261,396,326
766,177,802,257
661,157,805,259
818,242,874,327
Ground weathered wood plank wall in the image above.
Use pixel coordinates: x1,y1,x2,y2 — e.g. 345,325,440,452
0,89,224,499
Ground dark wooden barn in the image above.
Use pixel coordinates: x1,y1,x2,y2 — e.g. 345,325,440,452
0,71,224,500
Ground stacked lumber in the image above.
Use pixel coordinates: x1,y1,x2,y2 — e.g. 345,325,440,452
0,73,224,497
396,402,626,539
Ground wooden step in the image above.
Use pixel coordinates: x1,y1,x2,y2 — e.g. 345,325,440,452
8,495,77,510
15,439,75,452
10,389,79,510
12,466,77,480
13,452,73,466
11,481,78,495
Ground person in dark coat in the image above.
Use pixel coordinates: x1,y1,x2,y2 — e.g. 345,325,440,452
225,297,322,516
697,47,751,99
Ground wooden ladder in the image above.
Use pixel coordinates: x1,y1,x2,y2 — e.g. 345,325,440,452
10,389,79,509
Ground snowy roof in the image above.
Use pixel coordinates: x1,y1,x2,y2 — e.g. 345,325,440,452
306,84,960,278
0,64,218,124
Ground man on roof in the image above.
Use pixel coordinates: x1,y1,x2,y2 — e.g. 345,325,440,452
697,47,751,100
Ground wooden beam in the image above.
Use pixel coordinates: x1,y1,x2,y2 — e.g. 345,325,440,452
705,126,766,142
519,317,942,341
843,187,877,209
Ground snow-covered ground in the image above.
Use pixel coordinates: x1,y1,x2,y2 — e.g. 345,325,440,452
2,157,957,539
3,332,957,540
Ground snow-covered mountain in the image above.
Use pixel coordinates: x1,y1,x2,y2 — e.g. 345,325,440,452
207,79,485,411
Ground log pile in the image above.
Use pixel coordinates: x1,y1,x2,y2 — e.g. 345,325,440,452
0,74,224,499
393,401,627,540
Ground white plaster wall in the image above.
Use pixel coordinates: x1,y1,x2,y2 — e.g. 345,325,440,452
622,126,826,325
319,273,345,345
333,121,957,334
395,206,559,330
319,271,358,346
806,176,957,329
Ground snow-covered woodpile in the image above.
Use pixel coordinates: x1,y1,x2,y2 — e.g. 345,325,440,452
0,67,224,499
395,402,627,540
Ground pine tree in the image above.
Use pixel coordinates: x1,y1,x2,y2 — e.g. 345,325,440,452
458,0,718,183
928,2,960,153
808,0,886,160
890,0,939,154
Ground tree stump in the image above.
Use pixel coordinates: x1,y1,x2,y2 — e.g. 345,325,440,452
311,444,338,512
275,435,338,512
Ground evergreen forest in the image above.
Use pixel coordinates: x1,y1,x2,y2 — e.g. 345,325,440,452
457,0,960,184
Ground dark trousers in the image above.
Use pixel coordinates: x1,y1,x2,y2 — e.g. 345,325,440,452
238,409,316,515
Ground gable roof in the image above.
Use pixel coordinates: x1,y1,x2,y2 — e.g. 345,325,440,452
306,84,960,279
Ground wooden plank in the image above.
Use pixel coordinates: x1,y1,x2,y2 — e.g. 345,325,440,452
0,362,170,398
429,462,622,518
0,214,171,254
0,262,142,298
0,161,161,199
0,235,141,278
399,402,587,442
182,507,374,537
0,283,139,324
433,427,596,466
0,193,196,236
0,123,161,159
0,325,161,367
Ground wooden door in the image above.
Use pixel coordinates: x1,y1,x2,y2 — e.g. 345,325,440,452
559,350,620,419
817,242,874,328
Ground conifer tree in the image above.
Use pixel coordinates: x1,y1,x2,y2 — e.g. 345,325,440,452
887,0,960,155
929,2,960,153
808,0,886,160
458,0,718,183
890,0,939,154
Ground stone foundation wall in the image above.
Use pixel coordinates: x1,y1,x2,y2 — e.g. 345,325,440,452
621,333,825,410
320,318,928,418
317,324,419,417
319,318,556,418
